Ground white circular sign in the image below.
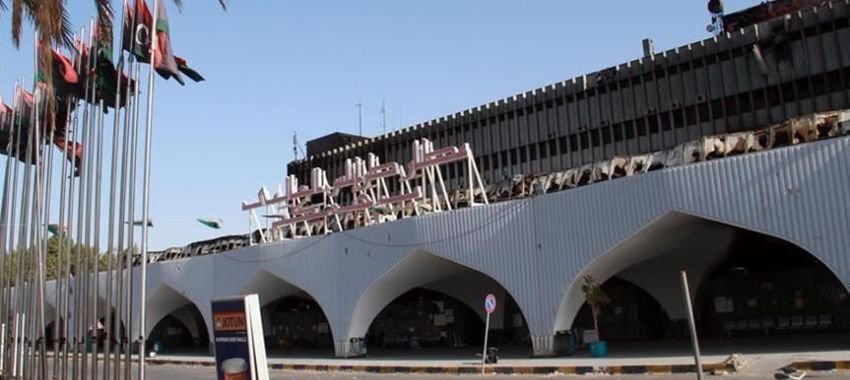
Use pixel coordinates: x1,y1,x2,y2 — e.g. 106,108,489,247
484,294,497,314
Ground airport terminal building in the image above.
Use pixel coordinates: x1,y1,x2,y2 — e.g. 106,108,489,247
51,0,850,358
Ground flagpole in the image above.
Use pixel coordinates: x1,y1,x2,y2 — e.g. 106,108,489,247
0,86,20,376
7,83,24,378
139,1,162,375
62,89,82,380
102,57,123,380
72,24,95,380
14,80,37,380
53,96,74,380
39,88,59,380
124,58,143,380
81,19,102,380
32,82,51,380
89,97,106,380
113,56,134,380
103,37,126,379
45,107,59,380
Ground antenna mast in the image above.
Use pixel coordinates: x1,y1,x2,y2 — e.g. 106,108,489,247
293,131,299,160
355,98,363,136
381,99,387,134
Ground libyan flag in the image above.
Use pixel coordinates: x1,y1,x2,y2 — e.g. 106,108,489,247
53,137,84,177
36,49,80,99
124,0,193,85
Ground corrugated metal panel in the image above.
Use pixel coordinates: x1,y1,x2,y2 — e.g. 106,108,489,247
67,136,850,356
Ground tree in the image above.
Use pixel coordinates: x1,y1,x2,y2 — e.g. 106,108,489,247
581,274,610,340
0,0,228,49
3,235,111,285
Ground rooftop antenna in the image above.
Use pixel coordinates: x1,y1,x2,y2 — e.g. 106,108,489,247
293,131,306,160
293,131,299,160
380,98,387,134
355,98,363,136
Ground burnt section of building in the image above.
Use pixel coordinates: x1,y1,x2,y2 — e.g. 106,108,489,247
306,132,369,158
722,0,833,32
289,0,850,193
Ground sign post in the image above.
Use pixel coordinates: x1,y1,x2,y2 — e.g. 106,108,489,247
680,271,704,380
211,294,269,380
482,293,497,374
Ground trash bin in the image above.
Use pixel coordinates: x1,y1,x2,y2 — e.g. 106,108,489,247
485,347,499,364
152,341,163,355
349,337,367,357
590,340,608,357
554,330,576,356
85,337,94,353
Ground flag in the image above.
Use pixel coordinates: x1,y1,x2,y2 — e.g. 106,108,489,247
53,137,83,177
48,224,68,236
124,0,184,85
175,56,204,82
77,40,135,109
37,49,80,99
122,0,147,60
3,87,37,163
95,0,115,64
197,218,222,229
0,101,15,153
152,1,184,85
133,219,154,227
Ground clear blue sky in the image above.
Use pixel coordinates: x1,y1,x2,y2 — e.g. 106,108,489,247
0,0,755,250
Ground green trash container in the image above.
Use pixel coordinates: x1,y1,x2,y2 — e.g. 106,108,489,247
590,340,608,357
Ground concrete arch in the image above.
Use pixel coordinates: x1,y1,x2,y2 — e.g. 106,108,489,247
145,284,208,340
344,250,531,355
240,269,313,308
555,211,739,332
240,270,335,351
554,210,850,333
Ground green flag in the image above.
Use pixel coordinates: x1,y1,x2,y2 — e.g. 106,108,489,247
133,218,154,227
197,218,222,229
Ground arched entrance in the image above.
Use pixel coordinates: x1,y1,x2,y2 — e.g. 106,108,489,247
367,288,485,351
346,250,532,357
696,228,850,341
556,211,850,352
572,277,671,342
145,285,210,354
264,295,333,355
148,303,210,353
237,270,336,357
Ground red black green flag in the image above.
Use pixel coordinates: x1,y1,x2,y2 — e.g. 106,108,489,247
175,56,205,82
36,49,80,99
124,0,186,85
53,136,84,177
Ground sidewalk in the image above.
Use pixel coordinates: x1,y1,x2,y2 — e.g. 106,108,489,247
145,350,817,376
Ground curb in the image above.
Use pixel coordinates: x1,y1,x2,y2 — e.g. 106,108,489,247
147,358,737,375
789,360,850,372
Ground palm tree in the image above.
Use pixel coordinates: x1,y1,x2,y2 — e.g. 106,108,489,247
581,274,610,340
0,0,227,49
0,0,73,48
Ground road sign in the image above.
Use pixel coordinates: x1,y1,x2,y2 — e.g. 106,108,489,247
484,294,497,314
482,293,497,373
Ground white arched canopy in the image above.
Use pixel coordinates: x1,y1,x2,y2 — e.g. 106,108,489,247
346,250,530,348
554,210,850,334
555,212,738,332
145,284,207,339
